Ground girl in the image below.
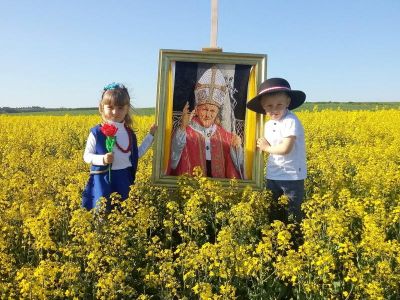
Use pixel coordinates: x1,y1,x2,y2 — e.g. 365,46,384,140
82,82,156,211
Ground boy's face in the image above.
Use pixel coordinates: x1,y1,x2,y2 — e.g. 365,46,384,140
260,93,291,120
195,103,219,128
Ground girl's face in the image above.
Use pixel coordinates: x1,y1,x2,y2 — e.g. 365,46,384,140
101,104,129,123
260,93,291,120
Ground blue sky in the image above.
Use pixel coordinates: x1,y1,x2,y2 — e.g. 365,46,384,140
1,0,399,108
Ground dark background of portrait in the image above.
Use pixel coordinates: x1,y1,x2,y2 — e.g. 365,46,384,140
172,62,251,121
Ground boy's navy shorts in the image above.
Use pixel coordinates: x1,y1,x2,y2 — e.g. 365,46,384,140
266,179,304,223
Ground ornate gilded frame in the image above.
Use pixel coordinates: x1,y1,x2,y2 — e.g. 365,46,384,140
152,49,266,189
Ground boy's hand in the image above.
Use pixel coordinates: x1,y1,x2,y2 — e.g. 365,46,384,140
257,138,270,152
149,124,158,136
180,102,195,130
103,153,114,164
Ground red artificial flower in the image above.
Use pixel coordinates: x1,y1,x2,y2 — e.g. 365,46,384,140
100,123,118,137
100,123,118,183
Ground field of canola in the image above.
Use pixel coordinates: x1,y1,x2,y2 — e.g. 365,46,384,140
0,110,399,299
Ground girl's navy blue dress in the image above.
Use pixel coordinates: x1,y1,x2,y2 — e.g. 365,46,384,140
82,125,138,211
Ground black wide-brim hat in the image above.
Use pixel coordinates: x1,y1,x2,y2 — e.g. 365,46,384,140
247,78,306,114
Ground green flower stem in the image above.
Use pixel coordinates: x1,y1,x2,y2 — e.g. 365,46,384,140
105,136,116,183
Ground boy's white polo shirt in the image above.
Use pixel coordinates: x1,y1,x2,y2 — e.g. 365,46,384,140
264,110,307,180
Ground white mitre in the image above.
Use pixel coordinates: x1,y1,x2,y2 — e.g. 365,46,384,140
194,66,227,108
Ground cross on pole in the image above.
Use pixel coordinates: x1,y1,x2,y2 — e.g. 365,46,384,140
210,0,218,48
203,0,222,52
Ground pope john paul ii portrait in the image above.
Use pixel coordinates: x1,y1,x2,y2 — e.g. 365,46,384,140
152,50,266,189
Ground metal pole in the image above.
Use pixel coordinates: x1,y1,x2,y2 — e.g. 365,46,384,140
210,0,218,48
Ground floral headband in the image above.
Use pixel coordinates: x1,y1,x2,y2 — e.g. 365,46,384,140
103,82,125,91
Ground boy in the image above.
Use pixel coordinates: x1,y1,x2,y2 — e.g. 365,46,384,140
247,78,307,223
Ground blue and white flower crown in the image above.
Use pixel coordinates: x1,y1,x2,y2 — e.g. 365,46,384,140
103,82,125,91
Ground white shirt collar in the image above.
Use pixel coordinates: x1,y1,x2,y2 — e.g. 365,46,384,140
190,121,217,138
107,121,125,129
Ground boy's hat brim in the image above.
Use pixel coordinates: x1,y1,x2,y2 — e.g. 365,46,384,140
247,78,306,114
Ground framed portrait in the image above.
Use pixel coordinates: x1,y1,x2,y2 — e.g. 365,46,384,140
152,49,266,189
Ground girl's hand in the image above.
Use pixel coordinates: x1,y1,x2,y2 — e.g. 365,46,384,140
103,153,114,164
149,124,158,136
257,138,270,152
180,102,195,130
231,133,242,148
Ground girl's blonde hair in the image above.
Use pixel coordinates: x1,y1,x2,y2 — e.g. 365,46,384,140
99,85,133,128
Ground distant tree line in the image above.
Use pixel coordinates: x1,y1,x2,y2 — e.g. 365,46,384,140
0,107,97,114
1,103,397,115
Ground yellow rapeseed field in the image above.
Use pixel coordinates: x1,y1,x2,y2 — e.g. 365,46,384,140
0,110,399,299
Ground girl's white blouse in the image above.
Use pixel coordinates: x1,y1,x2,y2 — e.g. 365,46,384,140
83,121,154,170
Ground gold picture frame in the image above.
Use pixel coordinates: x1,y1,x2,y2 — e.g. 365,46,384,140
152,49,266,189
